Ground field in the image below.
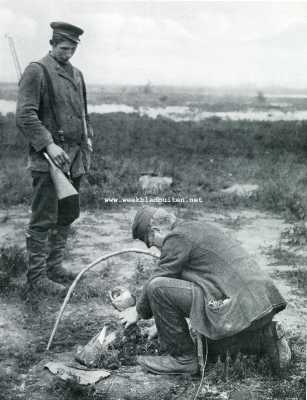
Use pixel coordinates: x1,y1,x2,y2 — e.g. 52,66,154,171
0,84,306,399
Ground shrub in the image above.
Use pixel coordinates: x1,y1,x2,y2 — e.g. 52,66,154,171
2,112,307,215
0,245,27,285
0,157,32,206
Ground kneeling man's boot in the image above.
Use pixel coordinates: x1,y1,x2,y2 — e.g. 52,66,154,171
26,233,66,298
262,321,291,374
137,354,199,375
47,226,78,285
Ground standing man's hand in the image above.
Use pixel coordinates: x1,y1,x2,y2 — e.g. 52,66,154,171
46,143,70,169
119,306,140,329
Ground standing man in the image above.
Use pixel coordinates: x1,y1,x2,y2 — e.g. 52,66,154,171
121,207,291,375
16,22,93,297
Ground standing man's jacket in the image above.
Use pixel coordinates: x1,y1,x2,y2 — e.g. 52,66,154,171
137,220,287,340
16,53,93,177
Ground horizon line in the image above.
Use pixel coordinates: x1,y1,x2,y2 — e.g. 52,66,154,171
1,81,307,92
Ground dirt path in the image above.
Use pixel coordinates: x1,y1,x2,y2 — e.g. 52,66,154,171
210,210,306,334
0,206,305,399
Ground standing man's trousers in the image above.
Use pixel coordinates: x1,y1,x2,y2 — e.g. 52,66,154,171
26,171,81,283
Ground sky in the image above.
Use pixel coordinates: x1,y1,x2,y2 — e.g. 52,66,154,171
1,0,307,88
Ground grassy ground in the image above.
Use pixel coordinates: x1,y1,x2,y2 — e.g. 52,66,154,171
0,208,305,399
1,113,307,223
0,111,306,398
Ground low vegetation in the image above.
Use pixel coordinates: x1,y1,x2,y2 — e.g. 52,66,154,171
0,240,305,400
1,112,307,221
0,245,27,287
0,99,306,398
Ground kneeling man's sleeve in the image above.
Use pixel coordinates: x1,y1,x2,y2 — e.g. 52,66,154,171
136,234,192,319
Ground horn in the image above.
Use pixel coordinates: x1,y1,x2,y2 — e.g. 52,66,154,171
43,152,78,200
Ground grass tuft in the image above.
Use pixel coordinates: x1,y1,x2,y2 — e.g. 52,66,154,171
0,245,27,287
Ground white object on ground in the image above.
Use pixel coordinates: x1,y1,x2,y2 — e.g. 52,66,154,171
75,325,119,367
139,175,173,194
221,184,259,197
45,361,110,385
109,286,136,311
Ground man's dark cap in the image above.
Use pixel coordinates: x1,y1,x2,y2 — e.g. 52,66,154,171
50,21,84,44
132,207,157,247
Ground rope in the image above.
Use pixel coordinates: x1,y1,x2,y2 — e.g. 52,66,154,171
192,334,208,400
46,249,159,350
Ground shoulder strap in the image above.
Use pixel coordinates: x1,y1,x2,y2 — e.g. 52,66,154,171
31,61,61,131
79,71,88,118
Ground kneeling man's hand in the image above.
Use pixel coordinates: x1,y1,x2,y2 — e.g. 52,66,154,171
119,306,140,328
144,324,158,340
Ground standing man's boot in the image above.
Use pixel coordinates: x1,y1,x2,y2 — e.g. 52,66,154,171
46,226,78,285
26,231,66,297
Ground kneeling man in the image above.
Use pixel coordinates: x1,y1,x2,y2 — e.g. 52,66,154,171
120,207,291,375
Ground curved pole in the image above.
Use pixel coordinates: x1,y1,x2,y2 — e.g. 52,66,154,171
46,249,159,350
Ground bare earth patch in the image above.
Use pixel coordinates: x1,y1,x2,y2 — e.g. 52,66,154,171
0,206,305,399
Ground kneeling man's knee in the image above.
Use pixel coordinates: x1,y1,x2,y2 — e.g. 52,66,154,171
146,277,168,298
